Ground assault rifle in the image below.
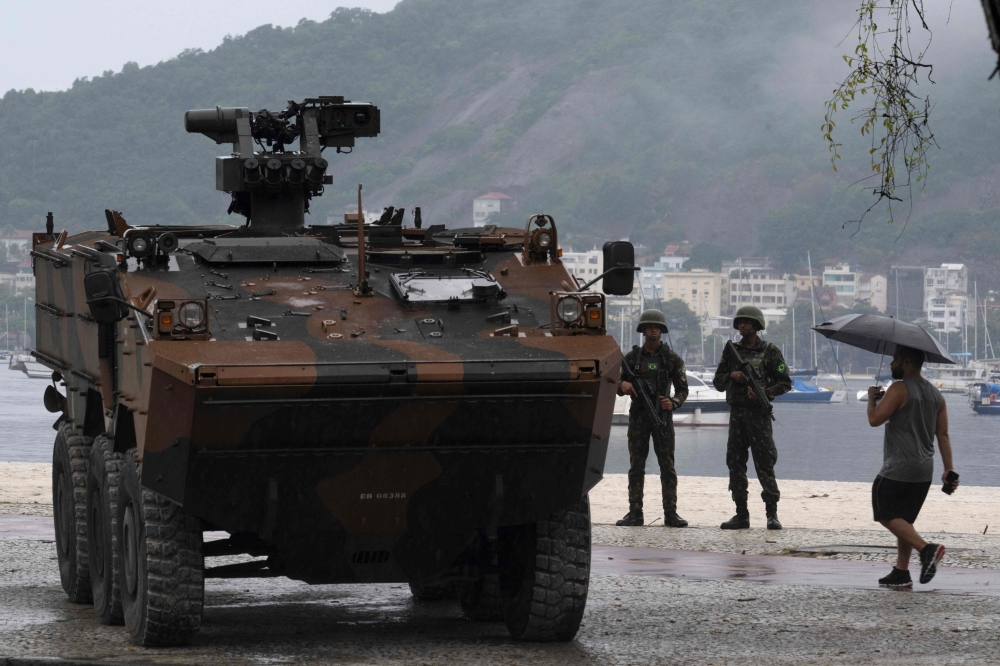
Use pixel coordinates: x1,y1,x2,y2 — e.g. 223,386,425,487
620,352,665,428
724,340,775,421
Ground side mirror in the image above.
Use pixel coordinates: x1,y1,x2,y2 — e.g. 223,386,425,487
602,241,635,295
84,269,129,324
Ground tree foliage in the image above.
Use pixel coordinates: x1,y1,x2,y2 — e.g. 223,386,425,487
824,0,938,228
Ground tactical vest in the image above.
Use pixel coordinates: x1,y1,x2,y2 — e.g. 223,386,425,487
628,344,680,405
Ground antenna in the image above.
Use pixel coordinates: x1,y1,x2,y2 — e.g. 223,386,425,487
355,184,372,297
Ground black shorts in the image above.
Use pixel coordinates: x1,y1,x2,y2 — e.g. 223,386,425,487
872,475,931,524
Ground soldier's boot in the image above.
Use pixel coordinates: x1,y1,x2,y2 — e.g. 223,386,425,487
615,505,644,527
720,504,750,530
663,511,688,528
766,504,782,531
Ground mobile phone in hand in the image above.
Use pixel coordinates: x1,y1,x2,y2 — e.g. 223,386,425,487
942,470,959,495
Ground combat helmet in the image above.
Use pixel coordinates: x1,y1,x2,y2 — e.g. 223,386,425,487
733,305,765,331
636,309,668,333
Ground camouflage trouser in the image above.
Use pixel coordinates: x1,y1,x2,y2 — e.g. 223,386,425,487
726,406,780,509
626,409,677,513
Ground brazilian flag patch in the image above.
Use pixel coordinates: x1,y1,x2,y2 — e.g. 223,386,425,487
777,362,787,373
647,362,659,371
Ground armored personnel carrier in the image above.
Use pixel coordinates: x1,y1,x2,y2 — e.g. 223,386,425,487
30,96,635,645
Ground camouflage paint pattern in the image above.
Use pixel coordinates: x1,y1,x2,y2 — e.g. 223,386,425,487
618,343,687,513
713,337,790,511
31,224,622,584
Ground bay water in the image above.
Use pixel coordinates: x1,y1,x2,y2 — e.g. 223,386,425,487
2,370,997,487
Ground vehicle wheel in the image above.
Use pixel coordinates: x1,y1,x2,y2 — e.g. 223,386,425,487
118,449,204,646
459,572,504,621
87,435,124,625
52,424,92,604
409,580,457,601
500,495,591,642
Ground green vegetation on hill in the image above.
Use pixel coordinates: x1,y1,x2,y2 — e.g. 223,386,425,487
1,0,998,276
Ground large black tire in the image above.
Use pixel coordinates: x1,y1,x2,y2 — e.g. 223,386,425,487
52,424,92,604
459,573,504,621
118,449,204,646
408,580,458,601
500,495,591,642
87,435,124,625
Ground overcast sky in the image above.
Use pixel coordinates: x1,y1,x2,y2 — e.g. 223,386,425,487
0,0,401,94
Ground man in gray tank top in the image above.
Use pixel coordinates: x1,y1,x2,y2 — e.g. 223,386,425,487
867,345,959,587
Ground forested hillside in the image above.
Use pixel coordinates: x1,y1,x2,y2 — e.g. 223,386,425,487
2,0,999,275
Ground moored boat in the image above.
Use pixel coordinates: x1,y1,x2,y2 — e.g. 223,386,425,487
774,378,847,403
613,372,729,426
970,382,1000,414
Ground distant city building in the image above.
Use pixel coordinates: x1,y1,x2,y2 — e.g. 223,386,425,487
472,192,510,227
14,259,34,294
760,307,788,328
822,263,858,308
562,248,604,290
924,264,968,305
1,230,35,249
791,273,822,304
722,259,792,314
637,254,690,303
663,269,728,331
922,264,969,333
926,291,969,333
857,273,888,312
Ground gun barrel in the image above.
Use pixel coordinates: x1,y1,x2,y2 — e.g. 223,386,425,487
184,107,246,144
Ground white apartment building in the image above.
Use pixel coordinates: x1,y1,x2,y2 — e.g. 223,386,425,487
926,291,969,333
922,264,969,332
472,192,510,227
663,270,728,329
822,263,858,308
924,264,968,306
722,260,792,314
13,259,33,294
857,273,887,312
562,248,603,288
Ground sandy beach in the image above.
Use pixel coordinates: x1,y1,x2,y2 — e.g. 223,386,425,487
3,462,995,533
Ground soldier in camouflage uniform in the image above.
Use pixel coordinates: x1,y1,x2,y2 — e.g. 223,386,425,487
615,309,690,528
713,305,791,530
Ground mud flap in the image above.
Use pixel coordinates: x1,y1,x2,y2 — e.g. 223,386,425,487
141,437,191,506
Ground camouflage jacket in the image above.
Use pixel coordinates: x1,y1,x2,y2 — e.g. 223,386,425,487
618,343,688,414
712,337,791,408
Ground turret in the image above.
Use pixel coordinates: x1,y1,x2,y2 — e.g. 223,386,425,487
184,96,380,231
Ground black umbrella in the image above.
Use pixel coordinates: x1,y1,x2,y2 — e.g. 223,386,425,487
812,315,955,379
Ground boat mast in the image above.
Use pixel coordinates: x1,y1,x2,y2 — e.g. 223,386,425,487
975,282,979,362
792,305,796,368
807,251,817,370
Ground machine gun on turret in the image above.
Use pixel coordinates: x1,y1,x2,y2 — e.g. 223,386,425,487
184,96,380,230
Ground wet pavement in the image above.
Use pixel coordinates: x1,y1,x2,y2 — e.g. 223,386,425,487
3,515,996,597
592,545,1000,597
2,516,1000,663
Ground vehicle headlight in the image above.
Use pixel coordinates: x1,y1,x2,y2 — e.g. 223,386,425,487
537,232,552,248
557,296,582,323
178,301,206,329
131,236,148,254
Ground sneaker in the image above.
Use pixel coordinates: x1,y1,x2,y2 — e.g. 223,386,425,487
878,567,913,589
615,509,644,527
663,512,688,528
919,543,945,584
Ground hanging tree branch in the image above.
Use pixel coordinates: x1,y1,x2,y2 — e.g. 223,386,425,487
823,0,938,231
